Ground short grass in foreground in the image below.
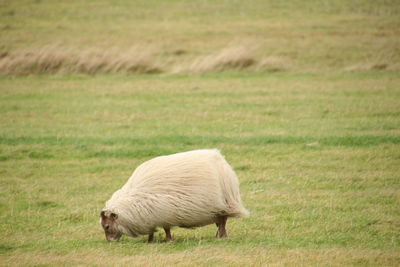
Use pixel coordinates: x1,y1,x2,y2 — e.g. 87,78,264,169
0,72,399,266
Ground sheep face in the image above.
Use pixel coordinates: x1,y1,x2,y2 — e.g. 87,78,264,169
100,211,122,241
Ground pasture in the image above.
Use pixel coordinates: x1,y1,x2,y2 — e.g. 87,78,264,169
1,0,399,266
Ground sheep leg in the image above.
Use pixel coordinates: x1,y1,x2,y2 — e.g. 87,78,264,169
215,222,220,237
164,227,172,242
148,232,154,243
215,216,228,238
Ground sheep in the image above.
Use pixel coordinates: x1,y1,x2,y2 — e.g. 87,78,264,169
100,149,249,242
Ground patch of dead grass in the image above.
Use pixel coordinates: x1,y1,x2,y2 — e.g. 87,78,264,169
257,56,290,72
0,46,162,76
343,63,389,72
1,42,398,76
172,46,258,74
2,45,287,75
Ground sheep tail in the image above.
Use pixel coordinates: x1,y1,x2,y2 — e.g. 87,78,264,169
217,152,250,218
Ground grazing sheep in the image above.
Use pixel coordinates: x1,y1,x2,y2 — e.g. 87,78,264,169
100,149,248,242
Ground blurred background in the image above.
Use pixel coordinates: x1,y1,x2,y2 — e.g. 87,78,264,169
1,0,399,75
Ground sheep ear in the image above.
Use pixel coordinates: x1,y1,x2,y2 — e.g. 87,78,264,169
100,211,106,219
110,213,118,220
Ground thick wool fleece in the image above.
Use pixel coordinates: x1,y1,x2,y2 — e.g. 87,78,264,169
102,149,248,237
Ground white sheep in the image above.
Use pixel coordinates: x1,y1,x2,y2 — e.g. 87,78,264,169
100,149,248,242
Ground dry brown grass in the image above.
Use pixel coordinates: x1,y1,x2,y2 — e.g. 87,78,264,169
175,47,257,74
343,63,389,72
0,46,162,76
0,45,293,76
3,42,399,76
257,56,290,73
172,46,292,74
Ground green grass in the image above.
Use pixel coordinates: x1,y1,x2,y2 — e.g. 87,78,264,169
1,72,399,266
1,0,400,266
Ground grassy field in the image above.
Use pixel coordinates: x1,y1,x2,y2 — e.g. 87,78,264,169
1,0,399,74
1,0,400,266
